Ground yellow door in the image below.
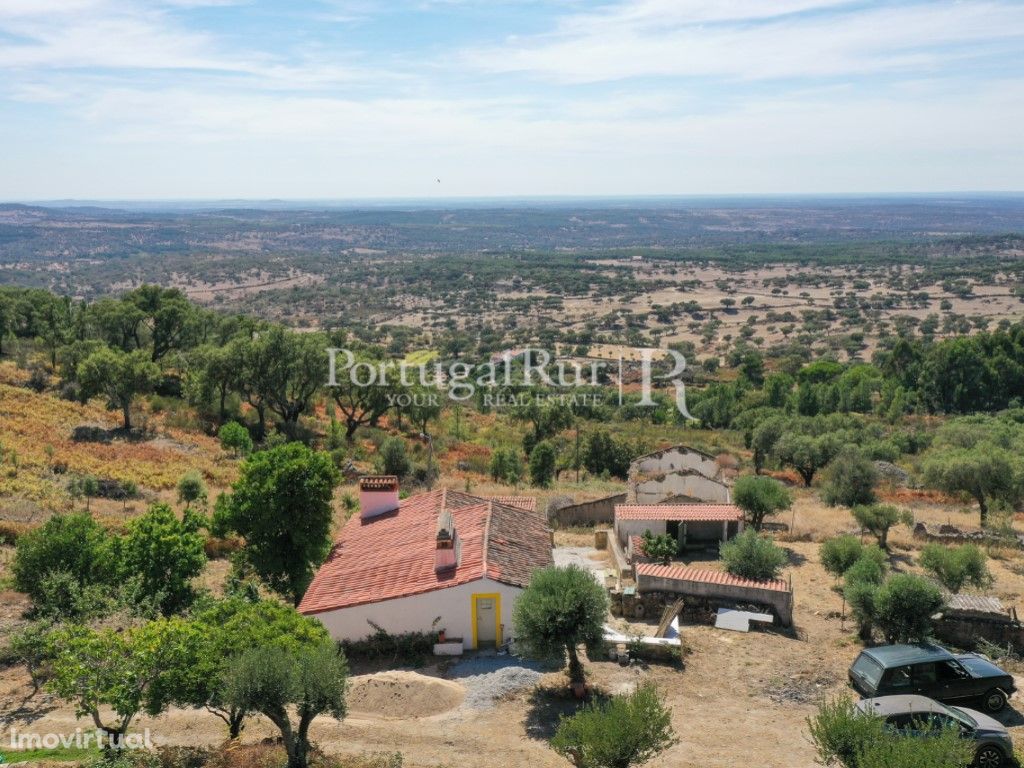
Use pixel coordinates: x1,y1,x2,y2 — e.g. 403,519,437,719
472,593,501,648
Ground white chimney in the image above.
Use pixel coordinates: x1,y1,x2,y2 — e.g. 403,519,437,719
359,475,400,520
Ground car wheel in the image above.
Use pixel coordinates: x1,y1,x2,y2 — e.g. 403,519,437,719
975,745,1005,768
982,689,1008,713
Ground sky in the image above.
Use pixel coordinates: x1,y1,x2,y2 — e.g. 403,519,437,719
1,0,1023,200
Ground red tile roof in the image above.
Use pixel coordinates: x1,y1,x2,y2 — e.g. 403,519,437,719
488,496,538,512
298,488,552,615
615,504,743,522
635,563,789,592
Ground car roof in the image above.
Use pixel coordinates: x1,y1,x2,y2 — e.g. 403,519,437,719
857,695,948,716
860,643,953,667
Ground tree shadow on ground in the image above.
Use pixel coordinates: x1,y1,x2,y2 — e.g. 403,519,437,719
523,685,612,741
784,547,807,567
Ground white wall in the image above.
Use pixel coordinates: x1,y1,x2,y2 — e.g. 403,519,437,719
309,578,524,650
615,518,667,546
634,472,730,505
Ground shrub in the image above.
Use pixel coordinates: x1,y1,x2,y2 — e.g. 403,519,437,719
873,573,944,644
851,504,912,549
489,446,524,485
377,437,411,478
115,502,207,616
807,696,885,768
529,441,557,488
640,530,677,565
732,475,793,530
218,421,252,457
720,529,787,582
12,511,114,610
919,543,993,593
821,448,878,507
819,535,865,580
177,470,208,511
806,695,972,768
551,682,678,768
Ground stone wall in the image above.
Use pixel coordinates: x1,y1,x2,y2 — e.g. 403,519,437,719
550,493,627,526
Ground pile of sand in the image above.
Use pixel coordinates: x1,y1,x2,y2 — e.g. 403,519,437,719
347,671,465,718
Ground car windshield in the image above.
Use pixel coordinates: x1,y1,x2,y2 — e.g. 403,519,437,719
852,654,884,688
947,705,977,729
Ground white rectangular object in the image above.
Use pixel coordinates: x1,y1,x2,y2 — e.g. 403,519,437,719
715,608,773,633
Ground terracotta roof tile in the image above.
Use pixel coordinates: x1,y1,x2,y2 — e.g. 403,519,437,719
636,563,789,592
488,496,538,512
615,504,743,522
299,489,552,615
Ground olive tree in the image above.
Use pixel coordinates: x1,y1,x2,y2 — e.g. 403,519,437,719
919,543,992,593
223,641,348,768
851,504,913,549
513,565,608,685
732,474,792,531
923,447,1020,527
820,448,878,507
186,598,330,738
551,683,678,768
719,529,787,582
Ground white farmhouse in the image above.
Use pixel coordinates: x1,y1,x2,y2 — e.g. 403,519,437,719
299,476,553,650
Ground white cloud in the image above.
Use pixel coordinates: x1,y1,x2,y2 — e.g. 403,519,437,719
467,0,1024,82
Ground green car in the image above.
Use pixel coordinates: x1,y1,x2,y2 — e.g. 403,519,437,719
850,643,1017,714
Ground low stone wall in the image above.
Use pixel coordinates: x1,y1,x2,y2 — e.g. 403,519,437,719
550,493,627,526
933,616,1024,653
913,522,1022,548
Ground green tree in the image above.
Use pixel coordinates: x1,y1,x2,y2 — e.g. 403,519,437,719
719,529,787,582
215,443,339,604
186,344,239,425
378,436,411,478
257,327,329,431
77,346,160,430
732,475,793,531
115,502,206,616
750,415,786,474
127,285,197,361
873,573,944,644
512,565,608,685
529,440,557,488
46,618,204,748
218,421,253,457
774,432,839,486
922,447,1020,526
919,543,993,593
223,641,348,768
177,470,208,511
583,431,632,480
489,446,524,485
551,682,678,768
640,530,677,565
12,512,113,610
328,351,395,440
851,504,912,549
186,598,330,738
820,448,878,507
819,535,865,581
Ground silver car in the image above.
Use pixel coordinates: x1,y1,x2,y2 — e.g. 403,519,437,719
857,694,1018,768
